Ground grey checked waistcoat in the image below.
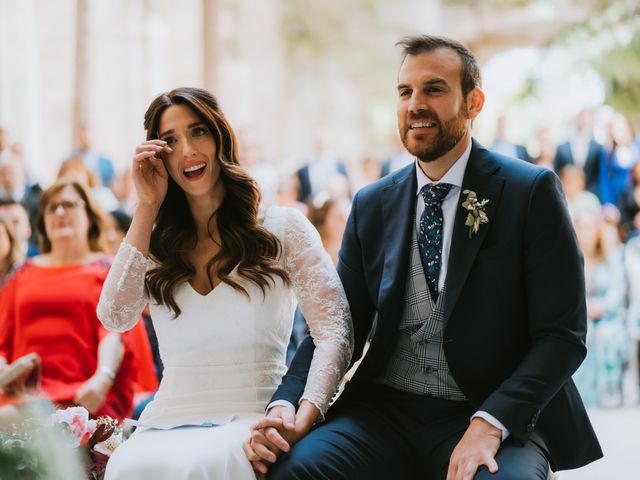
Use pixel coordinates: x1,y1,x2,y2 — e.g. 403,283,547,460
377,225,466,400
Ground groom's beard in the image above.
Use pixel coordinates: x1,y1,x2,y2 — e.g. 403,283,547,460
401,106,468,163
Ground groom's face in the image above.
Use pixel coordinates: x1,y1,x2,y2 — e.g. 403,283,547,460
396,48,470,163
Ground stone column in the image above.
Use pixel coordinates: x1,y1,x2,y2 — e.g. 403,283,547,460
72,0,90,137
202,0,218,92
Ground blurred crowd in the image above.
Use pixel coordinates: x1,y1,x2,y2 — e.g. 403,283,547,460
0,104,639,419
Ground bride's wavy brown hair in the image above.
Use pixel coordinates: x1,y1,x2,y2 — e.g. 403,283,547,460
143,87,289,317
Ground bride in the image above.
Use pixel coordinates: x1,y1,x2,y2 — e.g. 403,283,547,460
97,87,353,479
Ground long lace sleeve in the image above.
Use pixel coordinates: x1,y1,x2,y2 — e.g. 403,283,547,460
97,241,154,333
280,208,354,415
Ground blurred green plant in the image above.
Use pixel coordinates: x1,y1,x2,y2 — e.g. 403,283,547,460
0,403,86,480
592,38,640,125
550,0,640,125
280,0,391,57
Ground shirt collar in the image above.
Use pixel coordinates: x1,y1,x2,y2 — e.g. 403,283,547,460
415,139,472,196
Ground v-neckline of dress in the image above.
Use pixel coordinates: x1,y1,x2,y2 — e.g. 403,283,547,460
186,280,225,298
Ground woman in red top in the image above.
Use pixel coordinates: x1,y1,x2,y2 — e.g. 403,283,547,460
0,179,137,420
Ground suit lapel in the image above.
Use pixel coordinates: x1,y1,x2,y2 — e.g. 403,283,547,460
378,164,417,327
443,141,505,325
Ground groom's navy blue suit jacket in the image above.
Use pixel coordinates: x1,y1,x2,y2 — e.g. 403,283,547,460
274,140,602,470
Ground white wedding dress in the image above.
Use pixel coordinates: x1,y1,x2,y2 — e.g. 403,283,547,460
97,206,353,480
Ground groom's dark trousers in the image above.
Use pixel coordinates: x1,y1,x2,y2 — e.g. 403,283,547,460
269,141,602,480
270,383,550,479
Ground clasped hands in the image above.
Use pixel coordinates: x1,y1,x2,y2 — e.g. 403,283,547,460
243,401,318,476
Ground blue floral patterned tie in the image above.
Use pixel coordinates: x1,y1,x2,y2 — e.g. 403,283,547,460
418,183,454,302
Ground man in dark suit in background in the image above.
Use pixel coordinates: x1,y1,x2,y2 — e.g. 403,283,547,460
246,35,602,479
296,131,350,203
554,108,606,199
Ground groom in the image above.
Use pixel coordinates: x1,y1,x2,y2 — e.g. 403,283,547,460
247,35,602,479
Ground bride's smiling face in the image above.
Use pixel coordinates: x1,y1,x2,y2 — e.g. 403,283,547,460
158,104,221,199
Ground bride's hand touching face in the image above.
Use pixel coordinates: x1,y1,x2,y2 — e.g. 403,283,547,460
132,139,171,210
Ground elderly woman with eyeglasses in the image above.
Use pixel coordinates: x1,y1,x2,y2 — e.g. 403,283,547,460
0,179,140,420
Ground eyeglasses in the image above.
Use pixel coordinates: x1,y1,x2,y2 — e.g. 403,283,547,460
44,200,86,215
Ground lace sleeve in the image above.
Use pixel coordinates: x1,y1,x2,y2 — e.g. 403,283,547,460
97,241,154,333
280,208,354,415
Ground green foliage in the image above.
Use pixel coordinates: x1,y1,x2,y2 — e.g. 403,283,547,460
553,0,640,124
0,436,40,479
280,0,396,58
591,35,640,126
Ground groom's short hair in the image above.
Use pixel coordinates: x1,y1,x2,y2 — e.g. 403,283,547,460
396,35,481,97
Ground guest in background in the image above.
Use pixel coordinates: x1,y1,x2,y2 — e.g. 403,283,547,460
490,114,532,162
0,180,140,420
104,210,132,256
111,168,138,215
0,199,38,258
618,160,640,241
533,127,556,170
296,130,350,203
308,194,352,266
0,216,22,289
554,108,606,199
276,174,308,216
58,157,119,213
66,125,116,188
559,165,601,220
237,130,279,210
572,210,628,407
0,160,42,245
379,130,413,178
624,235,640,400
357,153,381,189
600,114,640,207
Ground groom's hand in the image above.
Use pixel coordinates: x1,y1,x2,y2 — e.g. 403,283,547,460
446,417,501,480
244,405,297,475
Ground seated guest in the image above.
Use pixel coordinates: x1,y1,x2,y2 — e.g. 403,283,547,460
624,235,640,396
618,160,640,240
104,210,132,256
0,199,39,257
572,210,628,407
308,194,351,266
66,125,116,188
58,157,119,212
0,215,23,289
0,161,42,248
0,180,142,421
559,165,601,220
533,127,556,170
